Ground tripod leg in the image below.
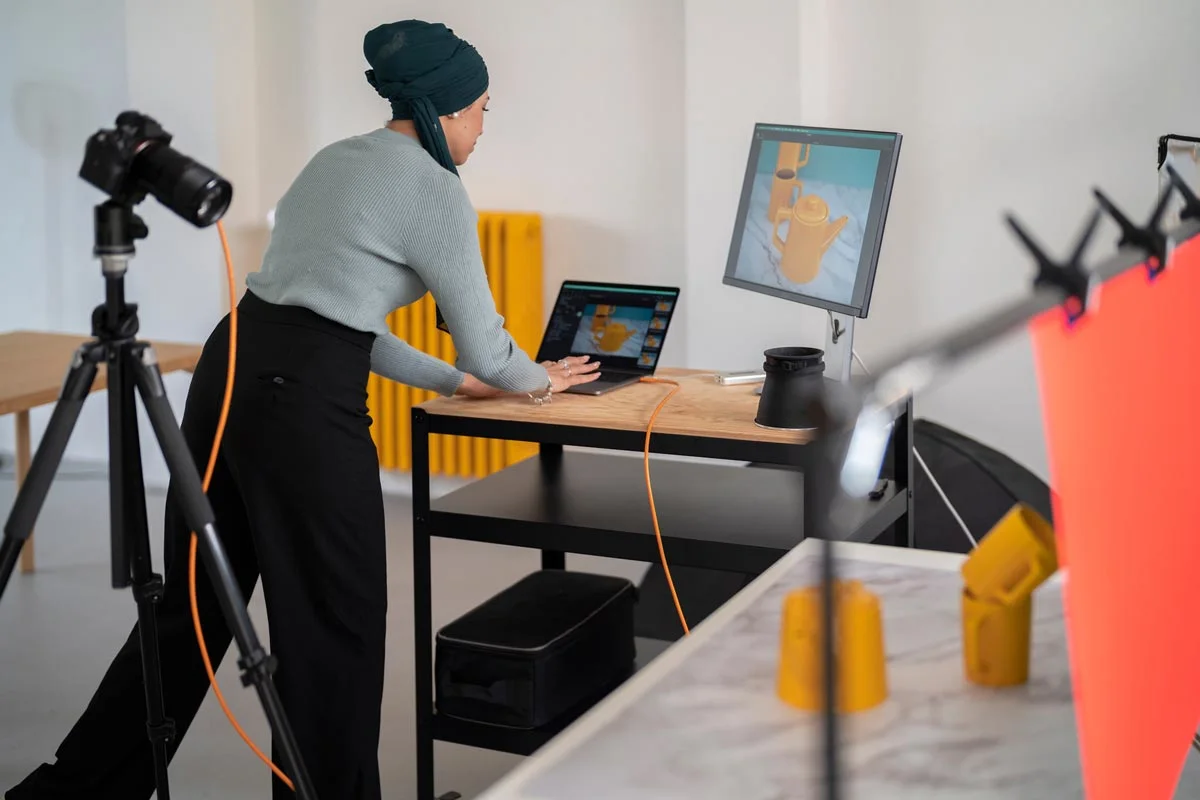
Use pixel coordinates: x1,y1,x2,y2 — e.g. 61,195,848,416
0,344,102,596
128,344,319,800
109,343,175,799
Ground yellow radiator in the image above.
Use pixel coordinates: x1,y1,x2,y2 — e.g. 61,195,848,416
367,211,543,477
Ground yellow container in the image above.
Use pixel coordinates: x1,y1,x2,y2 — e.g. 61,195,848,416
962,588,1032,687
961,503,1058,606
776,580,888,714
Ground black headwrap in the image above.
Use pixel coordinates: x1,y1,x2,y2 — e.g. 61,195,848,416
363,20,489,177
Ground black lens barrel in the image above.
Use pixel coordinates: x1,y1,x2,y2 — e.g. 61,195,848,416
133,143,232,227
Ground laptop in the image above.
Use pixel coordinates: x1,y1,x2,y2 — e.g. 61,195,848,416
534,280,681,395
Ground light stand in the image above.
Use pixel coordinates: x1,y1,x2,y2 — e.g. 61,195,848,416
0,203,318,795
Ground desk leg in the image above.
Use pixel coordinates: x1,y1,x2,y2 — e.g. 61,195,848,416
538,443,566,570
891,397,915,548
412,409,435,799
16,411,34,573
802,447,820,545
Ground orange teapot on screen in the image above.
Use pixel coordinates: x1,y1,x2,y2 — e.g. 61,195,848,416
592,322,638,353
772,194,848,284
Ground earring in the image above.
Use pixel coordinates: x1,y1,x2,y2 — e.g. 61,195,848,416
448,111,461,119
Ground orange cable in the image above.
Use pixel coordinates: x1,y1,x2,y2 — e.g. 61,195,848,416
190,221,295,790
638,377,690,635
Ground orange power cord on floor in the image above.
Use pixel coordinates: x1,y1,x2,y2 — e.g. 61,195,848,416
195,227,689,789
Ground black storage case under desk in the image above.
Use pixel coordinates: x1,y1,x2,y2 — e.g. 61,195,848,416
434,569,637,730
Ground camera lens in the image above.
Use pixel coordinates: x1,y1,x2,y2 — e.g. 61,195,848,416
132,143,233,227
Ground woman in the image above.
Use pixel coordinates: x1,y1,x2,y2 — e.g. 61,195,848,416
7,18,599,800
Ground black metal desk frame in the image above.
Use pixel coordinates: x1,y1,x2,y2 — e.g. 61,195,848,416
410,397,913,799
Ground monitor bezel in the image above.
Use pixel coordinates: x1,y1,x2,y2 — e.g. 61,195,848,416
720,122,902,319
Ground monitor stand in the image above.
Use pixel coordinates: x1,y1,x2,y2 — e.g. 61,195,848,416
824,311,855,383
753,312,855,395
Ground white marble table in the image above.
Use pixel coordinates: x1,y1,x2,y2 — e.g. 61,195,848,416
476,540,1200,799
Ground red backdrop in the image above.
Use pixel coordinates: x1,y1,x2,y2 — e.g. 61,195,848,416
1029,232,1200,798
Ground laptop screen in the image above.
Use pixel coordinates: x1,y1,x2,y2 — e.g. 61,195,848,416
535,281,680,373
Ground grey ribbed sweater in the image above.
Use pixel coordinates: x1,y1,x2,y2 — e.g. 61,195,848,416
245,127,550,397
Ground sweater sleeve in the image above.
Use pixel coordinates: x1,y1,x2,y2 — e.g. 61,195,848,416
402,172,551,394
370,333,465,397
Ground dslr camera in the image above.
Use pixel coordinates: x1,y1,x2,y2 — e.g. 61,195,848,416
80,111,232,228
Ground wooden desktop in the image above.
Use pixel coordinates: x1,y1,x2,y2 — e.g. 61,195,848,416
421,368,815,446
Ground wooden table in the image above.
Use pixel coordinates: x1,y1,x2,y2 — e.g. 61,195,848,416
411,367,914,800
0,330,203,572
422,367,819,448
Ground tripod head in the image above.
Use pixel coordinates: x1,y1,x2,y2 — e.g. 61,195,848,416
89,201,145,343
94,200,148,279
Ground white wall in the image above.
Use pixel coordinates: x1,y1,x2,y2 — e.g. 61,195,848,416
683,0,826,372
3,1,685,485
1,0,130,467
683,0,1200,479
681,0,925,372
277,0,689,365
7,0,1200,488
829,0,1200,478
1,0,248,484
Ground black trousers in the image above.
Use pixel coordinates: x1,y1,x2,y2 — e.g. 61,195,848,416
8,291,388,799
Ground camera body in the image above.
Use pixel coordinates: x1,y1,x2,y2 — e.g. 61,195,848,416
80,111,171,207
80,111,232,228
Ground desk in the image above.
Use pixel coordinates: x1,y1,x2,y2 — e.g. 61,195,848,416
0,330,202,572
411,367,914,799
475,539,1190,799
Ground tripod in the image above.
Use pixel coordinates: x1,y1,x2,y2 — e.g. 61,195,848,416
0,200,317,800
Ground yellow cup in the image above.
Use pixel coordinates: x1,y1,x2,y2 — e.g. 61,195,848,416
776,580,889,713
962,588,1032,687
961,503,1057,606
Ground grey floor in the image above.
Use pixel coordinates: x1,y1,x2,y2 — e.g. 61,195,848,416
0,463,648,799
4,464,1200,799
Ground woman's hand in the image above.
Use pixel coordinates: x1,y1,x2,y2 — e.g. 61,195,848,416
455,356,600,399
542,355,602,393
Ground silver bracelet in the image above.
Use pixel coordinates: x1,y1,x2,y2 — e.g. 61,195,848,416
527,376,554,406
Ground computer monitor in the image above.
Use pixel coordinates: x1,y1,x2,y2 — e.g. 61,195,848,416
721,123,901,381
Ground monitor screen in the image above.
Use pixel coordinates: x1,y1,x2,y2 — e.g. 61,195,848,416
722,123,901,318
535,281,680,373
